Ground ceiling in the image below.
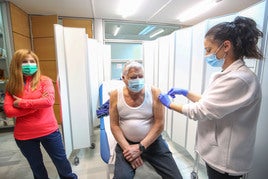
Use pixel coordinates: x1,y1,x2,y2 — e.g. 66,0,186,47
6,0,263,40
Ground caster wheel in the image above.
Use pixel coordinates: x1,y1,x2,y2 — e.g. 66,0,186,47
90,143,95,149
74,156,79,166
191,171,198,179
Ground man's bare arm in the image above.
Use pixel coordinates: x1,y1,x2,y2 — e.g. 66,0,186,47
139,86,165,149
109,89,130,150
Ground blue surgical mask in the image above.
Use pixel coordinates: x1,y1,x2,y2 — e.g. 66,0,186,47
22,63,38,76
204,43,225,67
128,78,145,93
205,54,224,67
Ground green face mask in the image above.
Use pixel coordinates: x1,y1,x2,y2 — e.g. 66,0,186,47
22,63,38,76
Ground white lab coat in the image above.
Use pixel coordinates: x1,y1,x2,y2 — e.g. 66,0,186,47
182,59,262,175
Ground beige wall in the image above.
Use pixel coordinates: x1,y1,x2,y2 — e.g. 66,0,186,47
9,2,31,51
62,18,93,38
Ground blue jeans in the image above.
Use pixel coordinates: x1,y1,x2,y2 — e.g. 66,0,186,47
113,135,182,179
16,129,77,179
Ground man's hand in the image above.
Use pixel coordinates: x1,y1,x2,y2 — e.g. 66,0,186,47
123,144,141,162
130,156,143,169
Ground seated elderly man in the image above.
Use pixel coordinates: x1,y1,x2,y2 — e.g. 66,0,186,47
109,61,182,179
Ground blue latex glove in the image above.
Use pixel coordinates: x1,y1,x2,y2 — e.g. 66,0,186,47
158,93,171,109
167,88,188,98
101,100,110,109
96,99,110,118
96,108,109,118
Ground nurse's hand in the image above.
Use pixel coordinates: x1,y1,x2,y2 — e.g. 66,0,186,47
168,88,188,98
158,93,171,108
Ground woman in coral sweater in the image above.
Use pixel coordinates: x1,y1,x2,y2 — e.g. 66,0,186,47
4,49,77,179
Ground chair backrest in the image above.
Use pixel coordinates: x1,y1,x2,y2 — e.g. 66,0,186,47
98,80,125,164
99,84,110,163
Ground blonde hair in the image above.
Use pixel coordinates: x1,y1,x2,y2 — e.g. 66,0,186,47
6,49,41,96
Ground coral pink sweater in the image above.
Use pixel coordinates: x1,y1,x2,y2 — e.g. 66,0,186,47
4,75,58,140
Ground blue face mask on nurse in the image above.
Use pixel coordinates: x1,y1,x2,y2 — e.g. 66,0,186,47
204,43,226,67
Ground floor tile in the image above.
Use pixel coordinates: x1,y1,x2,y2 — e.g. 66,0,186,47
0,127,207,179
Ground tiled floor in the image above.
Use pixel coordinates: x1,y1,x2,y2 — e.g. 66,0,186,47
0,126,207,179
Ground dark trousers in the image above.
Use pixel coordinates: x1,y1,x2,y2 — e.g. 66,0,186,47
113,135,182,179
16,129,77,179
206,163,243,179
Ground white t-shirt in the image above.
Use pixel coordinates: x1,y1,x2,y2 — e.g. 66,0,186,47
117,86,153,142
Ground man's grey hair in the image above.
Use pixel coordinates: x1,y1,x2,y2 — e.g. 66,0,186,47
122,61,144,76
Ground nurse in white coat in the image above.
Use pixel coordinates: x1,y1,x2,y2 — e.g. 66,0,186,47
159,16,263,179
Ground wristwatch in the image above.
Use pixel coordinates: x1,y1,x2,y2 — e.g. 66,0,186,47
139,143,146,152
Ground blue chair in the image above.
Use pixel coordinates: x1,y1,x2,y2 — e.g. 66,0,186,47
99,84,111,164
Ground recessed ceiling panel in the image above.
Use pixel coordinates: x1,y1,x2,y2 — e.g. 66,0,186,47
105,21,180,41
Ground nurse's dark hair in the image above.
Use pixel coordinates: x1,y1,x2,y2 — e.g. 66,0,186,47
205,16,263,60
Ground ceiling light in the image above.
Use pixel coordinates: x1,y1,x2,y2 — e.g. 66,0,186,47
113,25,120,36
118,0,144,18
150,29,164,38
139,26,156,35
177,0,221,22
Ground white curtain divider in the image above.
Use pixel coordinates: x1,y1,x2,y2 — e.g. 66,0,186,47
157,35,171,92
165,33,175,138
87,39,111,127
156,35,172,136
171,27,193,148
103,44,111,82
143,41,157,86
62,26,91,150
87,39,108,127
54,24,73,157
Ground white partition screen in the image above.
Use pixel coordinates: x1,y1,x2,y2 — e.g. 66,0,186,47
54,25,73,157
87,39,111,127
186,21,208,157
143,40,158,86
54,25,91,156
172,28,192,147
157,35,173,136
